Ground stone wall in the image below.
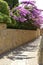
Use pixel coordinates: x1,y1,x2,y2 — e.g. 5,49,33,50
0,24,40,54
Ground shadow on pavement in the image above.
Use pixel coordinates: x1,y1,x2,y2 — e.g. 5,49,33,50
0,37,39,61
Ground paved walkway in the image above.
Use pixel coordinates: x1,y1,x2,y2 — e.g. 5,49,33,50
0,36,42,65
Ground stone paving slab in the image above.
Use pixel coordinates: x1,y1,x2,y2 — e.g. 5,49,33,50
0,36,42,65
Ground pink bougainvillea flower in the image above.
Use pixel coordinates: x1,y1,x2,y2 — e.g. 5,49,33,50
19,7,30,15
21,1,35,6
10,1,43,28
10,11,13,16
17,16,27,22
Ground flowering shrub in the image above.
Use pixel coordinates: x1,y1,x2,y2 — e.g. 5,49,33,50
0,0,43,30
9,1,43,30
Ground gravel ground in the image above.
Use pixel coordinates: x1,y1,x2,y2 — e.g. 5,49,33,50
0,36,42,65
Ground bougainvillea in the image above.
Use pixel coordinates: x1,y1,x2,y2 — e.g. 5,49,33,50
10,1,43,29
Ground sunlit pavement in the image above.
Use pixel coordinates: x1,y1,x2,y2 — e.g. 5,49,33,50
0,36,42,65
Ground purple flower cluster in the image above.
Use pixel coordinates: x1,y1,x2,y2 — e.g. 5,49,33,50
21,1,35,6
10,1,43,28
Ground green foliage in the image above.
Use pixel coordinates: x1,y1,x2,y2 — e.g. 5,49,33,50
7,18,37,30
4,0,18,9
0,0,9,16
0,12,12,24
